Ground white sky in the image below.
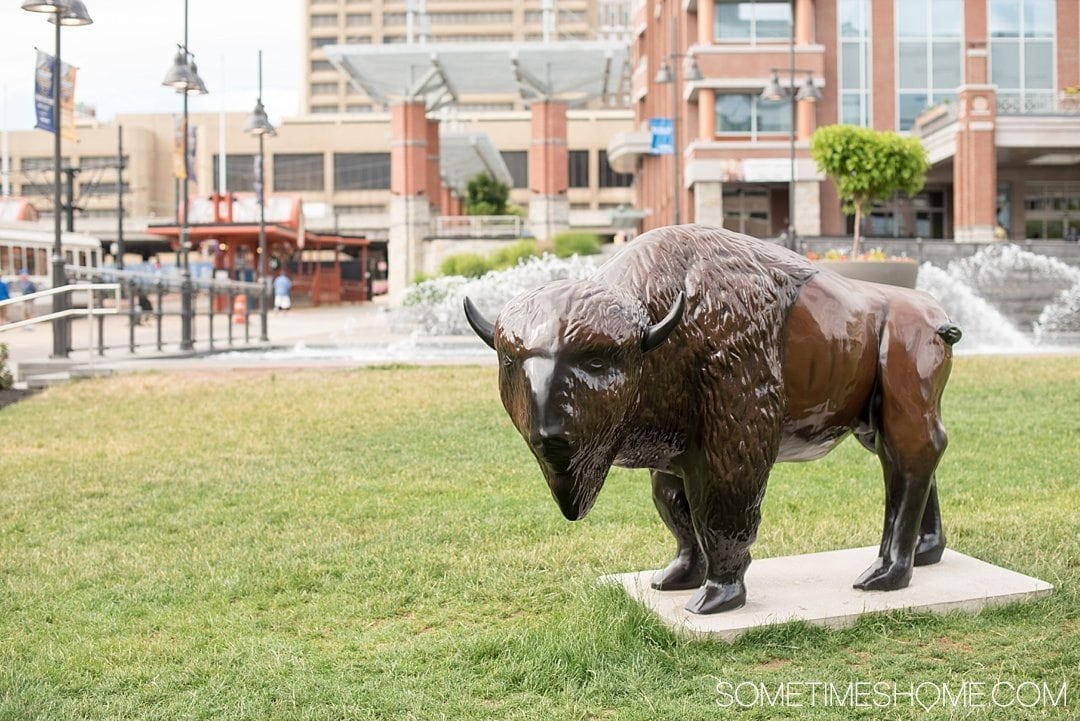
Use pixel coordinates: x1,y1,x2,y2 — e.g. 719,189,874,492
1,0,304,131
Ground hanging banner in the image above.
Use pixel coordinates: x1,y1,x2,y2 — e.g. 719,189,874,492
172,117,197,181
649,117,674,155
34,49,78,141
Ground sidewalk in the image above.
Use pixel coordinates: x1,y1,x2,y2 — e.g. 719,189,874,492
1,297,495,379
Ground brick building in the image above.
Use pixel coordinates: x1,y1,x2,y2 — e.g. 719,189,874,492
610,0,1080,242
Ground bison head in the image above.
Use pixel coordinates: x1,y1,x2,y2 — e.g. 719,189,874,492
464,281,684,520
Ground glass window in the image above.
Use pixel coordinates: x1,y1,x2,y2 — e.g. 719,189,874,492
989,0,1020,37
898,93,929,129
840,41,862,89
838,0,871,126
931,42,962,88
568,150,590,188
898,42,929,88
715,94,790,136
1024,43,1054,88
1024,0,1055,37
991,41,1021,87
273,153,325,191
212,154,255,193
714,0,790,42
598,151,634,188
757,98,791,132
500,151,528,189
896,0,927,37
930,0,964,37
838,0,864,37
716,94,753,132
333,153,390,190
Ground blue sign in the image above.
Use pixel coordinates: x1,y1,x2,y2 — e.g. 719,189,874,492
650,117,674,155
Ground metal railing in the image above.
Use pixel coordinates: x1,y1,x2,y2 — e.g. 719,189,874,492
0,265,271,357
432,215,527,239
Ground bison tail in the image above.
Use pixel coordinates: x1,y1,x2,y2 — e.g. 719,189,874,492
936,323,963,346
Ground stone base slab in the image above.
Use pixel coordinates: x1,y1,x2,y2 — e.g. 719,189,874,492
602,546,1052,641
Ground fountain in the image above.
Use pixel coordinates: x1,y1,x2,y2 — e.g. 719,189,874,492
214,243,1077,364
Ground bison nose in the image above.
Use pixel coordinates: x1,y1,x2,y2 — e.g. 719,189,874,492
530,430,573,467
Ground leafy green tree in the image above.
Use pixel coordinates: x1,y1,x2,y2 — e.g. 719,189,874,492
465,173,510,216
810,125,930,255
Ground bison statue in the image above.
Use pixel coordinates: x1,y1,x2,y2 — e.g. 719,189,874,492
464,225,961,615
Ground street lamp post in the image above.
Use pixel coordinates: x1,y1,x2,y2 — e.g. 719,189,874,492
22,0,93,359
653,6,701,226
243,50,276,344
761,1,821,249
162,0,207,352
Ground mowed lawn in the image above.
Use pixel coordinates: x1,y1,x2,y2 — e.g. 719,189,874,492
0,356,1077,720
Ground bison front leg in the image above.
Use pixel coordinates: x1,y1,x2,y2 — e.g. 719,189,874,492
681,467,768,614
650,470,706,591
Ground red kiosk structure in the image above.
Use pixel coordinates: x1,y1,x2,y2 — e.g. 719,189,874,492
148,192,376,306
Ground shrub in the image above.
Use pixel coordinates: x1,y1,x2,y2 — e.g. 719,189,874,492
490,240,539,270
439,252,492,278
553,231,601,258
0,343,12,390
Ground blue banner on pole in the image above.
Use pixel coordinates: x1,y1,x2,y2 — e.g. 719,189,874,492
650,117,674,156
34,49,57,134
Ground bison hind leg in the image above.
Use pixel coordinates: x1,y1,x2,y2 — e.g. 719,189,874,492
649,470,707,591
913,478,946,566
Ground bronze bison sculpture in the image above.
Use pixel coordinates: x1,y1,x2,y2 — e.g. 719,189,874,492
464,225,961,615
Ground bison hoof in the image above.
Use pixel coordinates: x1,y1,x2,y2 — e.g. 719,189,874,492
650,552,706,591
914,533,946,566
685,579,746,615
853,559,913,591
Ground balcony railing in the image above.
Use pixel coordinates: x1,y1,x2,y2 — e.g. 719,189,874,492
997,93,1080,115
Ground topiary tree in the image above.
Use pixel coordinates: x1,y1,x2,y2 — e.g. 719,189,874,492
465,172,510,216
0,343,12,390
810,124,930,256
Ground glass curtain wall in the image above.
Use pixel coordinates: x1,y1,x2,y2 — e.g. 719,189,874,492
895,0,964,130
838,0,872,126
989,0,1056,113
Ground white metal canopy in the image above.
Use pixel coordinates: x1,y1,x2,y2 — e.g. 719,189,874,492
439,131,514,195
325,40,629,111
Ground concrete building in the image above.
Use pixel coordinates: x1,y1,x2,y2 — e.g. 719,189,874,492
610,0,1080,242
304,0,633,114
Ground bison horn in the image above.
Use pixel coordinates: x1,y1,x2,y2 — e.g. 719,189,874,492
463,296,496,350
642,291,686,353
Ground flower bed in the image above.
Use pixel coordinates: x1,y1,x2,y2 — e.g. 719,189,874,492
806,249,919,288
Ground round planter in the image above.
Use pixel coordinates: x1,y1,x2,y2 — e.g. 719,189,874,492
814,260,919,288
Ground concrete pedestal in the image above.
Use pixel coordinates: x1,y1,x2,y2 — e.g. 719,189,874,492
603,546,1052,641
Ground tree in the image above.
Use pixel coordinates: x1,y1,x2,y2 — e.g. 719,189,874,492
810,125,930,255
464,172,510,216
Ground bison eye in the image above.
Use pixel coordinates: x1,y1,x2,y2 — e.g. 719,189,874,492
585,356,608,372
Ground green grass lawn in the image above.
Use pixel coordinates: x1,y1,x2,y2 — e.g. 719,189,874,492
1,356,1077,720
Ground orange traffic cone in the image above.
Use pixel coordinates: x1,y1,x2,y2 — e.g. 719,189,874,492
232,294,247,324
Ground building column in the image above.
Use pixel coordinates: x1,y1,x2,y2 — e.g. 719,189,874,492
698,88,715,141
426,118,442,216
388,100,430,298
698,0,714,45
794,0,816,141
953,86,998,243
694,181,724,227
528,100,569,244
793,181,821,237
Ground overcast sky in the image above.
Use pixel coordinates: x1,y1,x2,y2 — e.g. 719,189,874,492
1,0,303,131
